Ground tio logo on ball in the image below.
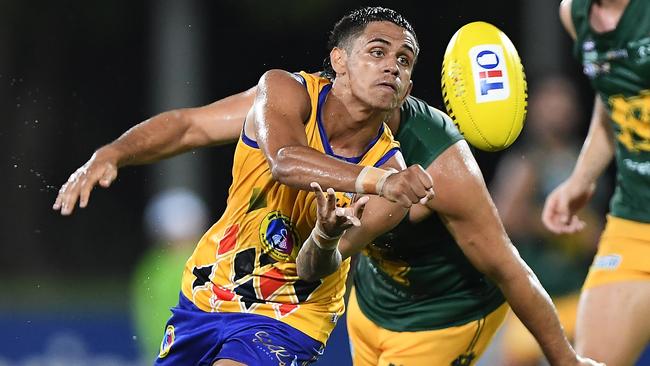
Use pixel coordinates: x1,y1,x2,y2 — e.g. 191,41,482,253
469,45,510,103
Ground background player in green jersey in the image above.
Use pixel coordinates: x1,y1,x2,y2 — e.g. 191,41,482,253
543,0,650,365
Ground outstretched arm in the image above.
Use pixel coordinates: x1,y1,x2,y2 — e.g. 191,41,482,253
424,141,588,366
53,87,257,215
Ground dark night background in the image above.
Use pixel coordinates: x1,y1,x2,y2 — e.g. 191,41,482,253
0,0,604,363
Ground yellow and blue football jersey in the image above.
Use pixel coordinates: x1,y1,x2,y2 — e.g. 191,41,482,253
180,71,400,343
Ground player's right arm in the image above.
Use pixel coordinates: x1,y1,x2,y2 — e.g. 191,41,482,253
53,87,257,215
541,0,615,234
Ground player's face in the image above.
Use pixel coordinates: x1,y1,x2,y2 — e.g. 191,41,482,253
346,21,417,110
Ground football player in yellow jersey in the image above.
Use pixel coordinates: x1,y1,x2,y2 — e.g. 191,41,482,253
54,7,435,366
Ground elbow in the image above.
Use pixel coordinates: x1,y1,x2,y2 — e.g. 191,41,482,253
270,146,299,184
461,235,524,284
484,245,530,286
169,109,193,129
168,109,198,148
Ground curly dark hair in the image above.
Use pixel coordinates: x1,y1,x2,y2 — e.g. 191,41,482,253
321,7,419,80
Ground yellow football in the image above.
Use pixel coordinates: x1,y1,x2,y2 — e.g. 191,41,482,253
441,21,527,151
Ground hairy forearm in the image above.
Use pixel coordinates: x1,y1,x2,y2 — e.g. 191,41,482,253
101,109,197,167
295,234,342,282
570,97,615,187
491,253,576,365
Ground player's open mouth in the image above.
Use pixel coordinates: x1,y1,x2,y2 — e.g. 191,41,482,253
377,82,397,92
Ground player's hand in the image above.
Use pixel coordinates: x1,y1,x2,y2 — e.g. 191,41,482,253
52,149,119,216
311,182,369,239
380,164,435,207
574,355,605,366
541,177,595,234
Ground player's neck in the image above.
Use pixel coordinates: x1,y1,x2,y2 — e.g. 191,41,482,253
590,0,630,33
320,90,392,155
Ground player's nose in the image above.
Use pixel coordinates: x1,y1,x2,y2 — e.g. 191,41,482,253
383,58,399,76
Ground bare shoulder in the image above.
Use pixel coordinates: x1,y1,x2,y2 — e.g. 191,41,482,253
258,69,307,96
257,69,311,119
428,140,481,181
423,141,487,213
559,0,577,40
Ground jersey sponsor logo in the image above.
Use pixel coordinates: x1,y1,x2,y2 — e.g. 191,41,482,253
330,312,339,324
469,45,510,103
631,37,650,59
609,92,650,152
260,211,300,262
592,254,622,270
158,325,175,358
623,158,650,176
583,40,596,52
252,330,299,365
583,62,610,78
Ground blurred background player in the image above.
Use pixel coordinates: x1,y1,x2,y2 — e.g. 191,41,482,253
491,76,607,366
543,0,650,364
131,188,208,360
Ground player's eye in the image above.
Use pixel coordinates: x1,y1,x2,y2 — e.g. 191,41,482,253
370,49,384,58
397,55,411,66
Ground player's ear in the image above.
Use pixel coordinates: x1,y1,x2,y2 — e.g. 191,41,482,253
331,47,347,76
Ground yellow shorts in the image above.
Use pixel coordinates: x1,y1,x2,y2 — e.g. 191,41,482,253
582,215,650,290
501,293,579,362
347,289,508,366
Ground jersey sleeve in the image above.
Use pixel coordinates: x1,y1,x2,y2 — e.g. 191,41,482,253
396,96,464,168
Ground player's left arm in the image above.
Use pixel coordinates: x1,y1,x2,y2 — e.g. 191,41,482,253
296,154,409,281
422,140,579,365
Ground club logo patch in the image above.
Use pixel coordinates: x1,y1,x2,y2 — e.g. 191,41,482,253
159,325,175,358
260,211,300,262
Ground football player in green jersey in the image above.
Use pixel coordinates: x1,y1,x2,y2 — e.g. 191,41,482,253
543,0,650,365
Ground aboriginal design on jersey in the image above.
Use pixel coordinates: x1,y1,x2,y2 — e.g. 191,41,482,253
179,71,400,343
609,91,650,152
190,223,321,317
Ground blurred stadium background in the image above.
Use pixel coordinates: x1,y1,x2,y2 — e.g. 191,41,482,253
1,0,648,365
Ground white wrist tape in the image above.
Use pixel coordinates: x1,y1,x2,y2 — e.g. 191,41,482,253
354,166,397,196
310,223,341,250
